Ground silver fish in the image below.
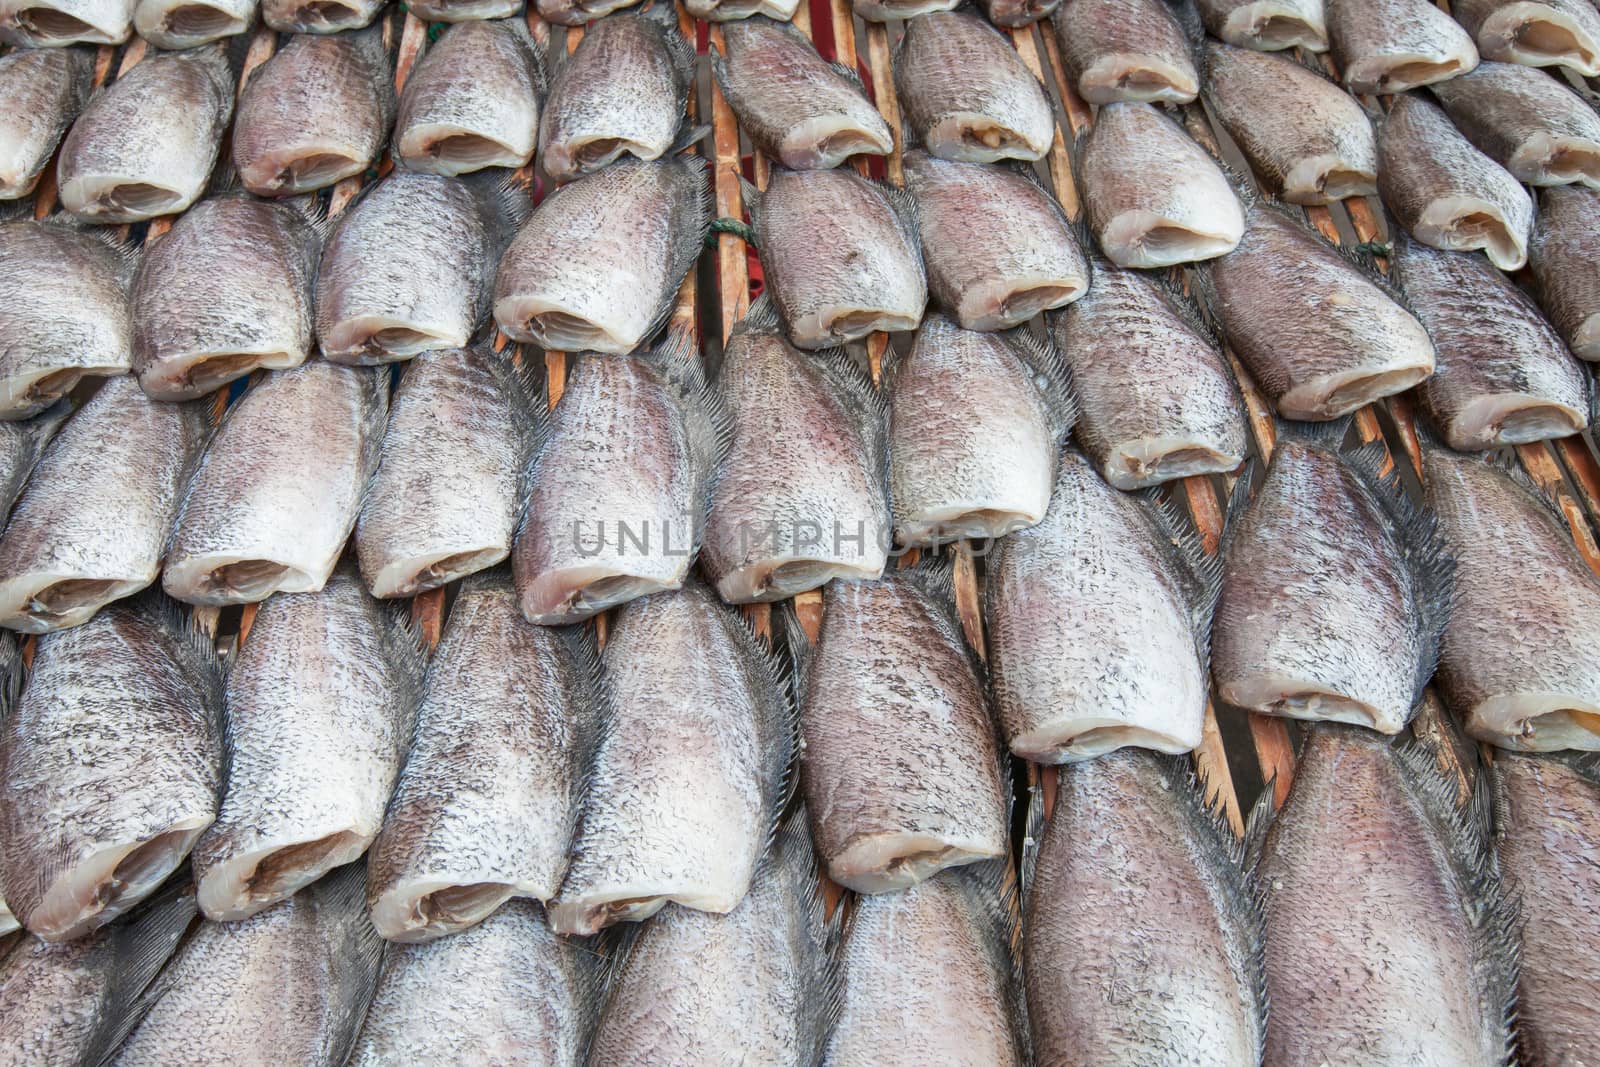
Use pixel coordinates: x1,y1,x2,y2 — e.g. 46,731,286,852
828,860,1026,1067
191,572,424,922
981,0,1058,29
0,403,65,527
585,813,836,1067
547,580,792,935
895,9,1054,164
349,899,603,1066
1080,102,1244,268
1202,42,1377,205
133,0,254,47
0,596,220,940
534,0,637,27
1052,0,1201,104
746,166,927,348
1216,422,1452,734
1425,444,1600,750
233,25,395,197
1024,753,1266,1065
0,220,134,421
801,564,1008,892
1531,184,1600,360
701,297,891,603
1431,60,1600,189
903,152,1088,330
392,17,544,176
1056,257,1247,489
1453,0,1600,75
886,313,1072,545
1393,232,1590,450
55,45,233,223
356,347,536,599
0,46,92,199
1202,201,1436,419
538,6,692,182
493,156,710,355
365,572,604,942
852,0,956,20
1198,0,1327,50
0,0,132,44
406,0,521,19
1327,0,1480,92
131,193,323,401
1257,726,1518,1065
262,0,381,32
985,450,1216,761
111,864,384,1067
0,378,208,634
713,15,891,171
688,0,797,21
316,170,528,365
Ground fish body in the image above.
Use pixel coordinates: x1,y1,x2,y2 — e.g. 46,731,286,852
1198,0,1327,50
851,0,955,20
1432,61,1600,188
1454,0,1600,74
981,0,1058,27
534,0,638,27
1327,0,1480,92
0,46,92,199
406,0,521,18
133,0,253,47
1052,0,1201,104
688,0,796,18
262,0,381,32
1531,185,1600,359
0,404,65,527
0,0,132,44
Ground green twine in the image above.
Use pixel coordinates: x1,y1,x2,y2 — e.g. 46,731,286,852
1352,240,1392,256
427,21,444,41
706,217,755,246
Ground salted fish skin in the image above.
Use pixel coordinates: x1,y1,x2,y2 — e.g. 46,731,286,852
1202,42,1376,205
232,25,394,197
0,403,66,528
1052,0,1201,104
852,0,957,21
746,166,927,348
316,170,529,365
688,0,798,21
1531,185,1600,360
131,193,323,402
985,449,1215,762
493,156,710,355
190,572,424,922
364,572,606,942
1198,0,1327,50
894,10,1053,164
1258,726,1518,1065
0,46,91,199
0,377,209,634
1055,256,1248,489
262,0,381,32
535,0,638,27
982,0,1059,28
1025,752,1266,1065
701,297,892,603
0,220,135,422
356,348,537,600
0,595,221,942
1454,0,1600,74
1431,61,1600,189
1327,0,1479,92
547,580,792,935
1425,444,1600,750
406,0,523,20
133,0,253,47
0,0,133,45
393,17,544,176
1080,102,1244,269
1394,233,1589,451
712,15,891,171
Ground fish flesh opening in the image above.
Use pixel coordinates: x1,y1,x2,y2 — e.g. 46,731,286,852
200,831,365,923
1109,443,1238,487
1466,0,1600,72
66,180,186,221
1420,201,1525,267
180,559,302,605
159,2,241,36
1227,8,1327,49
1534,139,1600,186
1354,55,1473,91
408,0,520,15
164,352,276,397
411,131,522,171
375,881,514,943
1321,365,1434,412
11,6,104,40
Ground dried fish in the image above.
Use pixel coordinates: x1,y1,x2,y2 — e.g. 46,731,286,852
688,0,796,19
1431,60,1600,189
0,0,133,44
262,0,381,32
1453,0,1600,75
407,0,521,19
1531,184,1600,360
0,404,65,528
1053,0,1201,104
1198,0,1327,50
134,0,253,47
852,0,956,20
0,46,92,200
1327,0,1480,92
534,0,637,27
982,0,1058,28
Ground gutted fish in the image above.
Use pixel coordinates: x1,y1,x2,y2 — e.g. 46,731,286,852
982,0,1058,28
586,813,836,1066
0,404,65,527
365,572,605,942
1080,102,1244,268
0,220,134,421
163,361,386,607
534,0,638,27
1052,0,1201,104
493,156,709,355
406,0,520,19
316,171,527,364
1425,443,1600,750
852,0,956,20
1531,185,1600,359
1056,258,1247,489
0,46,91,199
1203,202,1436,419
0,0,132,44
393,18,544,176
262,0,380,32
191,572,423,921
538,7,692,182
1257,726,1518,1064
985,450,1215,761
0,379,207,634
1202,42,1376,204
1198,0,1327,50
702,297,891,603
887,313,1073,545
134,0,253,47
233,25,394,197
1432,61,1600,189
132,194,322,402
1025,754,1266,1065
357,348,535,599
548,580,791,935
1454,0,1600,74
689,0,798,19
801,564,1008,892
746,166,927,347
1327,0,1479,92
903,152,1089,330
713,15,891,171
349,899,602,1065
1394,232,1589,450
111,864,384,1067
895,10,1053,164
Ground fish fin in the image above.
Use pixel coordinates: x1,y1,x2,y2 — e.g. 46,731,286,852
829,59,868,93
376,587,429,744
726,291,783,344
738,173,763,225
310,861,387,1067
669,119,712,158
482,344,546,464
894,555,993,701
354,364,393,503
878,179,922,255
1018,779,1045,899
464,167,535,239
632,154,712,353
349,20,398,129
83,881,201,1067
1003,325,1077,446
1137,485,1222,672
549,616,618,850
503,14,549,96
768,806,843,1065
642,2,698,96
0,401,69,517
1272,414,1354,449
720,592,799,860
1240,776,1278,872
807,344,893,531
145,591,227,726
1147,265,1225,350
638,324,732,562
946,855,1032,1066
